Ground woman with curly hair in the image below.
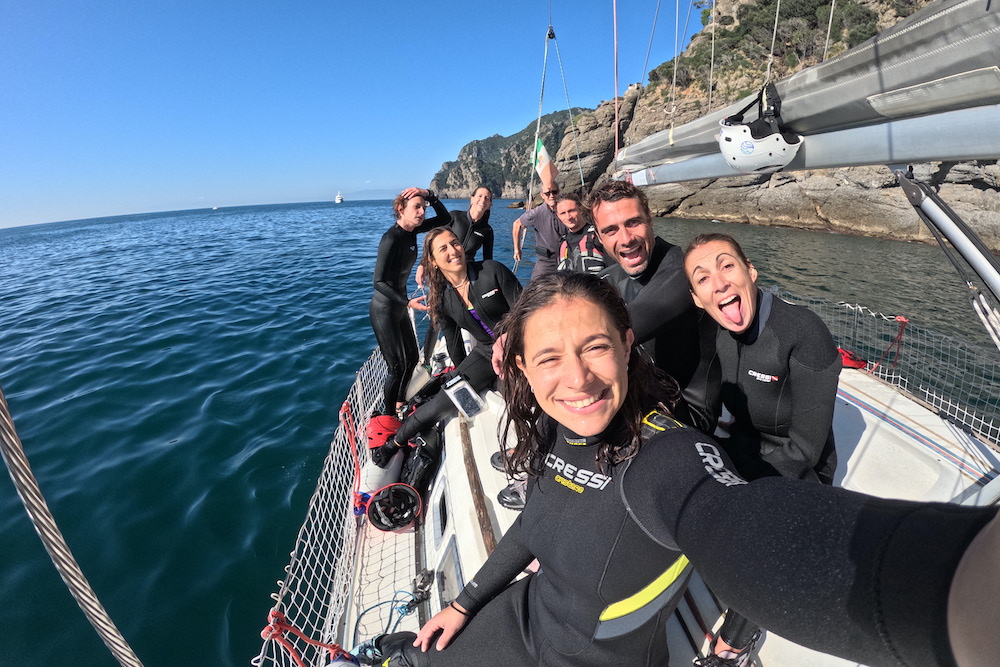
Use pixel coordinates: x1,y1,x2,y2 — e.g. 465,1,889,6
370,227,520,465
362,272,999,667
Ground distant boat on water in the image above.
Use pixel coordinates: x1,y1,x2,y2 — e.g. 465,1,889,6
335,191,344,204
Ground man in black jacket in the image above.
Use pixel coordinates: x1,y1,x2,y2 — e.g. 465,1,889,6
587,181,718,432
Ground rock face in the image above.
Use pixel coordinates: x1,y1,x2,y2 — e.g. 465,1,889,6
643,162,1000,251
430,108,590,199
431,0,1000,249
552,85,641,194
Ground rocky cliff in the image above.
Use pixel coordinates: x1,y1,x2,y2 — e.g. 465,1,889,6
430,108,590,199
431,0,1000,249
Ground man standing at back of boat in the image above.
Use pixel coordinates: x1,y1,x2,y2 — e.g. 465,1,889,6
511,176,567,280
587,180,719,433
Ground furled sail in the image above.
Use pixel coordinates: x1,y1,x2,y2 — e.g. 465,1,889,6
616,0,1000,184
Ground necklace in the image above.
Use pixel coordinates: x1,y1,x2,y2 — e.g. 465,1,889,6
451,276,469,290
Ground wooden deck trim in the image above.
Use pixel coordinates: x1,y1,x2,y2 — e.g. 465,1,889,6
459,417,497,554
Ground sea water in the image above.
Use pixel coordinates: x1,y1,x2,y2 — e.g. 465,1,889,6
0,200,993,666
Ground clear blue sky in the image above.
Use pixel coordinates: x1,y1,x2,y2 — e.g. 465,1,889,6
1,0,703,228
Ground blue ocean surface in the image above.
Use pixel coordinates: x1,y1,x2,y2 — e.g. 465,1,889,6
0,200,993,666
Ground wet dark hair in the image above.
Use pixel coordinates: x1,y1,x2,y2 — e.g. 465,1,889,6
555,192,583,207
471,186,493,201
683,233,751,269
555,193,590,228
496,272,678,477
392,193,424,220
419,227,460,329
585,180,652,224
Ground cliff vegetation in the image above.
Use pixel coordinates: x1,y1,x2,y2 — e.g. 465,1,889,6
430,0,1000,249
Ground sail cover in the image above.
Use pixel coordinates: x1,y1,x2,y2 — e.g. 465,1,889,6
616,0,1000,184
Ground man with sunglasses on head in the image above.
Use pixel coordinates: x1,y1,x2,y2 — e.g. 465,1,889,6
511,177,568,280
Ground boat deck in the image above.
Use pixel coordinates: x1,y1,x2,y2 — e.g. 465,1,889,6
834,368,1000,504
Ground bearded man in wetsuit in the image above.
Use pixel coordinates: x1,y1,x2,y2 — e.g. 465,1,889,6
511,178,567,280
587,180,718,432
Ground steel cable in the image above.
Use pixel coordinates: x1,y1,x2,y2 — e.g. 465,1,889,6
0,385,143,667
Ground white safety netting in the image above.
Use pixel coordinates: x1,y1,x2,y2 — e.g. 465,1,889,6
253,349,387,667
780,288,1000,449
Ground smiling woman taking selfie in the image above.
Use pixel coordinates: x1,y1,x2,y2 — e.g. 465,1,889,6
358,272,1000,667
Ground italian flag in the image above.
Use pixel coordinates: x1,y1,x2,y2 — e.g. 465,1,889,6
533,138,558,184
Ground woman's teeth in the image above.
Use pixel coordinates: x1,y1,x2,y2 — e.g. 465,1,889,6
563,393,602,409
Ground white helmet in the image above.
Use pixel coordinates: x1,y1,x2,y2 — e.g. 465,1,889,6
718,84,802,174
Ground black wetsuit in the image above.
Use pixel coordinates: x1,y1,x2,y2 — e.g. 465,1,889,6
380,415,997,667
715,289,841,484
557,224,608,275
369,196,451,414
394,260,521,445
602,237,719,432
449,209,493,261
382,414,694,666
708,289,842,649
626,431,995,667
421,209,494,362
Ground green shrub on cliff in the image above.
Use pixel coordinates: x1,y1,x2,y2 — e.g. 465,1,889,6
648,0,878,103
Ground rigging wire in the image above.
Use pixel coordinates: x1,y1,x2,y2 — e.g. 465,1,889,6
765,0,783,83
0,385,144,667
822,0,838,61
668,0,681,120
681,0,697,54
708,0,718,111
914,198,1000,352
529,24,552,206
518,23,552,273
641,0,663,86
614,0,620,163
552,32,586,190
895,169,1000,353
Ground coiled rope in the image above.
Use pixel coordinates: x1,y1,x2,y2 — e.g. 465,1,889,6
260,610,350,667
0,384,143,667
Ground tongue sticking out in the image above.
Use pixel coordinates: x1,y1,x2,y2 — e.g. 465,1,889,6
720,297,743,325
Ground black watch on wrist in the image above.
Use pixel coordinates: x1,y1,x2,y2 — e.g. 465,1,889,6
425,189,437,201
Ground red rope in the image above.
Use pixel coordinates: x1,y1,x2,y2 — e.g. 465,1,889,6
341,401,373,516
871,316,909,372
261,610,351,666
341,401,360,491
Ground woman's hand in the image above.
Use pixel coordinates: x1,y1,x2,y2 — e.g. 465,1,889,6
408,295,428,311
412,604,469,652
416,264,426,288
400,187,428,200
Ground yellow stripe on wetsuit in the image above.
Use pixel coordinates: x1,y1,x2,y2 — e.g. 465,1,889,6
641,409,685,435
594,555,692,639
599,555,690,621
